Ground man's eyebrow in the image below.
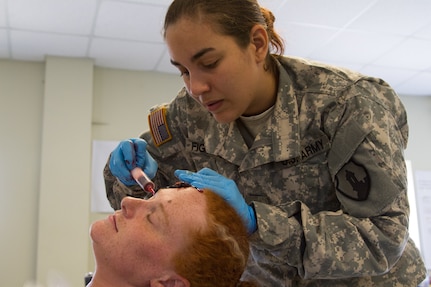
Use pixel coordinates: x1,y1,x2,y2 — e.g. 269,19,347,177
170,47,216,66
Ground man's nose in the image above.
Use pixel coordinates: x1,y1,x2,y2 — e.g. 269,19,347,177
120,197,144,218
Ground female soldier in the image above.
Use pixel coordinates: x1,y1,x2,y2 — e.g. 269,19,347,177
104,0,426,286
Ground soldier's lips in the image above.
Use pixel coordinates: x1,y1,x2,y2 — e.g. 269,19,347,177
204,100,223,112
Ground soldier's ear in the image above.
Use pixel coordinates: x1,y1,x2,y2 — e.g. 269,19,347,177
249,24,269,64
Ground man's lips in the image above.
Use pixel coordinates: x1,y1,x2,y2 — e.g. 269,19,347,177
109,214,118,232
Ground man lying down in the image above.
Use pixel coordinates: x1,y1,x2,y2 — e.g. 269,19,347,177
87,184,258,287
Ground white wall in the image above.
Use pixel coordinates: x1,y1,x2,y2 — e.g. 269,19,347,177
92,66,183,140
401,95,431,170
0,60,44,287
0,58,182,287
0,57,429,286
36,57,93,286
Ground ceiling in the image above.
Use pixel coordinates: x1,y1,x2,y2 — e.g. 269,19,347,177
1,0,431,96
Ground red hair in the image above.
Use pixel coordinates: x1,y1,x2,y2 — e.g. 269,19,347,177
173,189,257,287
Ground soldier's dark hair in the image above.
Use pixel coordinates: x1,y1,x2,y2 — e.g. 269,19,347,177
163,0,284,73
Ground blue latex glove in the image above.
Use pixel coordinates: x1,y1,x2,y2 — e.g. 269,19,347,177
175,167,257,234
109,138,158,186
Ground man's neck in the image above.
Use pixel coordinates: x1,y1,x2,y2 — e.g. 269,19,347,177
87,273,136,287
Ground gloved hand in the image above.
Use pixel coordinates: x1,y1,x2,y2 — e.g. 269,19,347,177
175,167,257,234
109,138,158,186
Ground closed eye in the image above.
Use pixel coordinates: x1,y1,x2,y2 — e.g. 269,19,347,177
146,206,156,224
146,204,169,231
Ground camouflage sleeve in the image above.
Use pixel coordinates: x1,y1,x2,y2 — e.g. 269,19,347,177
141,88,207,187
103,155,151,210
252,79,413,279
103,88,197,210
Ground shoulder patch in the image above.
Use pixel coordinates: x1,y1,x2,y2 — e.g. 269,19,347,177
336,160,370,201
148,107,172,146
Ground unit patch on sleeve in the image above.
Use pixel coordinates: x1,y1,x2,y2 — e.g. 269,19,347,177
148,107,172,146
336,160,370,201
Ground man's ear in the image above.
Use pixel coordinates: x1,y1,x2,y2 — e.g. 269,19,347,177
250,24,269,64
149,273,190,287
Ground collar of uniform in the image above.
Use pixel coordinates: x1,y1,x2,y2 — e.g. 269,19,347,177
192,56,302,168
268,56,301,162
215,56,301,169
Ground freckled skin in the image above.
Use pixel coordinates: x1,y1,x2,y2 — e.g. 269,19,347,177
89,187,207,286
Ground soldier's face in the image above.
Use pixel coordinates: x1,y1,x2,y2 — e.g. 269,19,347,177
165,17,271,123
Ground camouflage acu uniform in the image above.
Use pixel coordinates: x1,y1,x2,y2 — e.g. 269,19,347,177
104,55,426,286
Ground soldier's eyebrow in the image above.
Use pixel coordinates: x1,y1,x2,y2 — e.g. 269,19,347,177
190,47,215,62
170,47,215,66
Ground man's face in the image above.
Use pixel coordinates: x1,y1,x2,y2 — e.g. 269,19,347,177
90,186,207,284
